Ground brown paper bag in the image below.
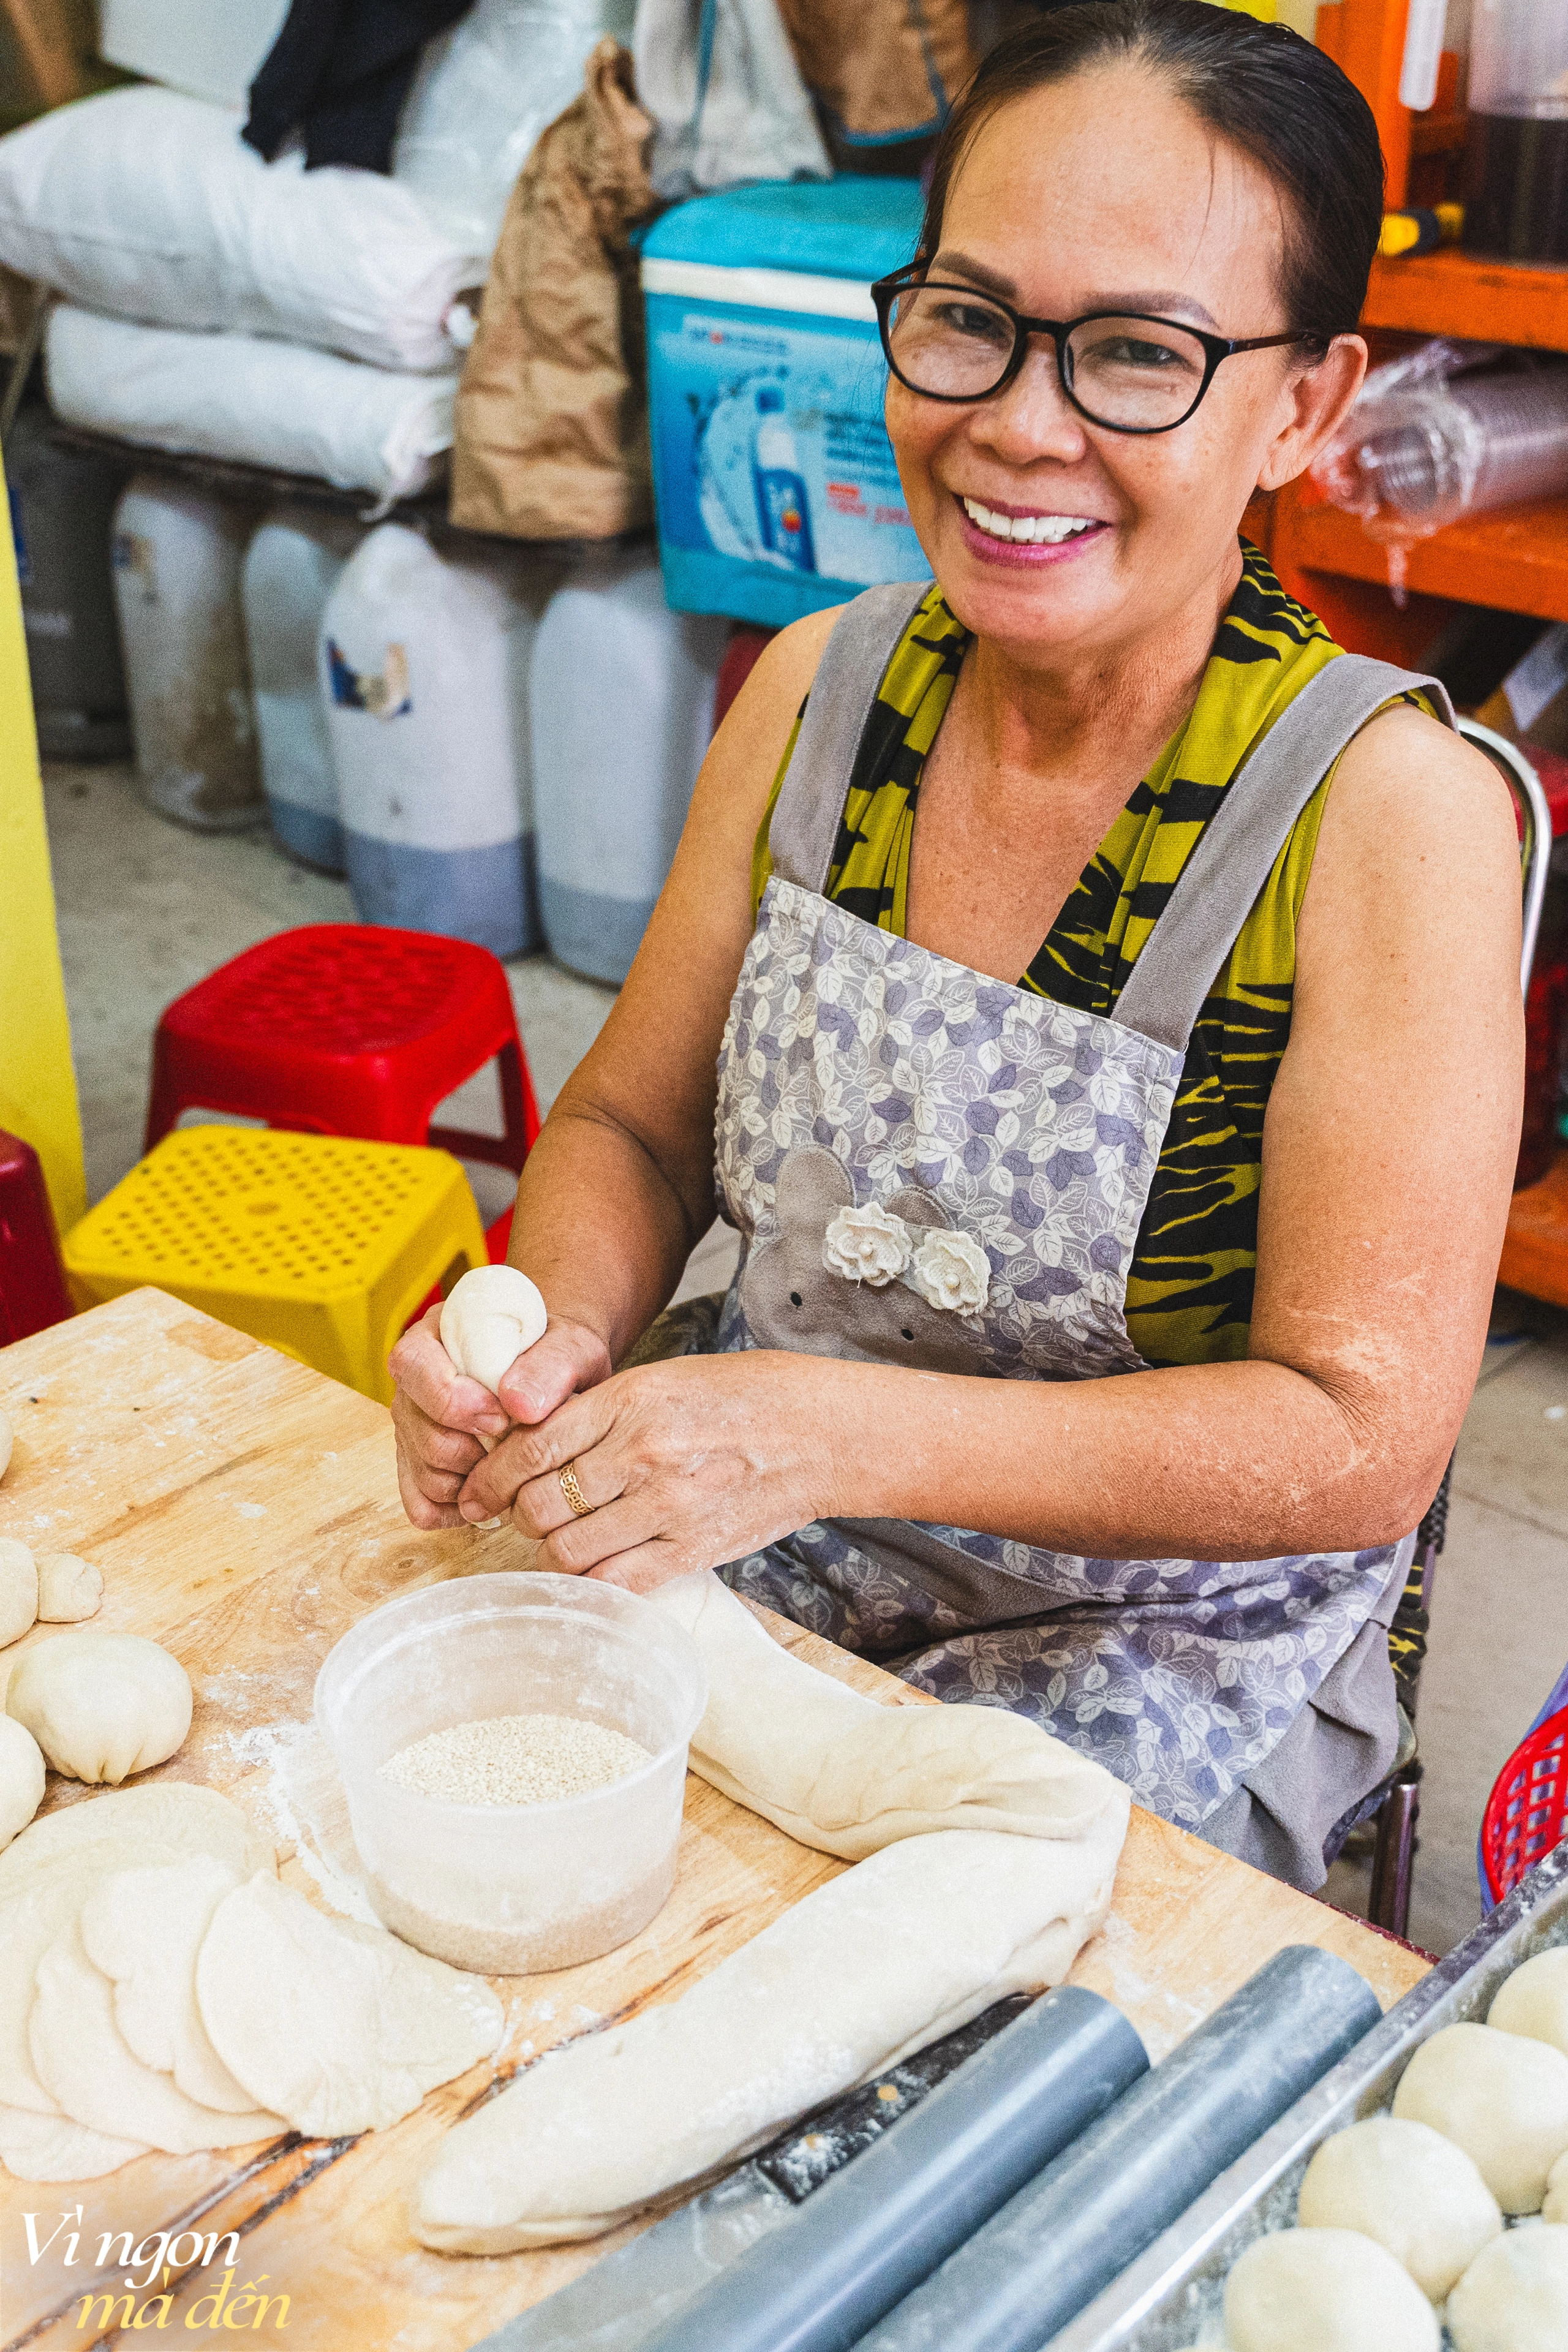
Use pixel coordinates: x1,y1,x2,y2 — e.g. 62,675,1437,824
775,0,976,154
450,39,660,542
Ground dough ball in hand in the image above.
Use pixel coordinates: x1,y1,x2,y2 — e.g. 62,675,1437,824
1223,2227,1439,2350
34,1554,102,1624
1297,2115,1501,2300
440,1265,547,1396
0,1712,44,1847
1392,2021,1568,2214
6,1631,192,1784
1446,2222,1568,2352
0,1537,37,1646
1489,1948,1568,2057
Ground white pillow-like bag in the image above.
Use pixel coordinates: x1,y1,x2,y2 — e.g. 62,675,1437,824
0,86,480,374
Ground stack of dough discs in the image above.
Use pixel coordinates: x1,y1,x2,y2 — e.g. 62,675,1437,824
1296,2116,1502,2299
1222,2228,1439,2350
1392,2021,1568,2213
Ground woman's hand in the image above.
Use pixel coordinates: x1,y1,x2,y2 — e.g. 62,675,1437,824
388,1304,612,1531
451,1350,848,1590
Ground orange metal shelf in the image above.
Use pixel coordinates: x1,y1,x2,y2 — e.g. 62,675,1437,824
1280,497,1568,627
1363,251,1568,352
1501,1152,1568,1312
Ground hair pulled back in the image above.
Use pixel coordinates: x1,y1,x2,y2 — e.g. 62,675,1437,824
919,0,1384,346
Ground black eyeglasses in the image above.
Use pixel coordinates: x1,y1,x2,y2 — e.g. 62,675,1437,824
872,269,1324,436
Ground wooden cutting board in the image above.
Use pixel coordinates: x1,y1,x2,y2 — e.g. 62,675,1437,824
0,1289,1427,2351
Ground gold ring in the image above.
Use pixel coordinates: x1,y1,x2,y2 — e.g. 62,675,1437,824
559,1461,594,1518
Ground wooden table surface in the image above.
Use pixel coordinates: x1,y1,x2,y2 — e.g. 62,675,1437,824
0,1291,1428,2351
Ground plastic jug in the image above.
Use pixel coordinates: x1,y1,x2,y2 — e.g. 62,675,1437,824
530,551,726,986
110,474,264,830
242,505,363,873
4,408,132,761
320,523,552,957
1465,0,1568,261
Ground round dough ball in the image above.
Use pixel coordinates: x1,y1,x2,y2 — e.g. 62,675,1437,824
1392,2022,1568,2214
1447,2222,1568,2352
0,1712,44,1848
33,1554,102,1624
1490,1948,1568,2057
1223,2227,1439,2350
6,1632,191,1784
0,1536,37,1647
1297,2116,1501,2299
440,1265,548,1395
0,1406,12,1480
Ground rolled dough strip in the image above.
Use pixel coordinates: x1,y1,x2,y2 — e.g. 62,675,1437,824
0,1782,273,1898
29,1922,284,2154
412,1825,1121,2255
197,1871,505,2137
80,1858,257,2113
647,1571,1130,1860
0,2101,148,2182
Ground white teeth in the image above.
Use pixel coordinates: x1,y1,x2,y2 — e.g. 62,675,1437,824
961,497,1096,545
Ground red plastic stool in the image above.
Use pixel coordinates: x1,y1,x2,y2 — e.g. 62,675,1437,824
144,926,541,1172
0,1129,74,1344
1480,1705,1568,1906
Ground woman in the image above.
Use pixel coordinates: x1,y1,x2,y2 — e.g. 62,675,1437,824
391,1,1523,1890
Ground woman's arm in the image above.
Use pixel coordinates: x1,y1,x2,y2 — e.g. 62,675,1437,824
388,606,841,1528
456,705,1524,1581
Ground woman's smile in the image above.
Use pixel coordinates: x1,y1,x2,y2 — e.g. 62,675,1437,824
954,493,1112,564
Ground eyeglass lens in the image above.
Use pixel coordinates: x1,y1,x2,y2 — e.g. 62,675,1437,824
884,285,1210,429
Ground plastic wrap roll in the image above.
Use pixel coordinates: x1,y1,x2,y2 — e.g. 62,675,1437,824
633,1986,1147,2352
858,1944,1381,2352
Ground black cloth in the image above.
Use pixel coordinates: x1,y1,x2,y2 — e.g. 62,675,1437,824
244,0,474,175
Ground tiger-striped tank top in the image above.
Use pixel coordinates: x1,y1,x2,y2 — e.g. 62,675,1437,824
751,543,1415,1371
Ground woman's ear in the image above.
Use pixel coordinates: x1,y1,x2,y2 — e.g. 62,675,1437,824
1255,334,1368,494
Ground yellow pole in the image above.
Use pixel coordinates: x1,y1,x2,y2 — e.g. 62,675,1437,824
0,437,85,1230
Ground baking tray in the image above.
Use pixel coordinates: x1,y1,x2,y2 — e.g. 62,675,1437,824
1049,1840,1568,2350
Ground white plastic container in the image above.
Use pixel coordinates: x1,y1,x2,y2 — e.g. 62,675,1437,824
531,551,726,984
314,1572,707,1972
321,522,552,957
242,506,363,872
110,473,264,831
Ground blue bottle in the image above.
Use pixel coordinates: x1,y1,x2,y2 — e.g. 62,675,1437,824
752,386,815,572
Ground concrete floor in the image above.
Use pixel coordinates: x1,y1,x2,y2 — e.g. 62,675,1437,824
43,760,1568,1958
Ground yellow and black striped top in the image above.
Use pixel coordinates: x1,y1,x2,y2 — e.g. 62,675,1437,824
753,545,1372,1371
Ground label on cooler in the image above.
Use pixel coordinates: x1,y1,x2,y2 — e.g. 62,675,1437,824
648,301,929,589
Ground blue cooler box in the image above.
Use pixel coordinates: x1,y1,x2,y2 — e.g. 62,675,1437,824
641,178,932,629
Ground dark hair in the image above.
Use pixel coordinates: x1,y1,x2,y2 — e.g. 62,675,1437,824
919,0,1384,345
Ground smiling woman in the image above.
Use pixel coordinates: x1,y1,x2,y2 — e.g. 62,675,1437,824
388,1,1525,1893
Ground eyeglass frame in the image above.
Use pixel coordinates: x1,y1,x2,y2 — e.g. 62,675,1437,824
870,266,1328,437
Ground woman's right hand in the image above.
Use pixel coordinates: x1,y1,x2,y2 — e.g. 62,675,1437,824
388,1303,613,1530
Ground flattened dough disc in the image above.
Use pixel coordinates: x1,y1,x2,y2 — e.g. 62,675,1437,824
80,1857,256,2113
0,1784,273,1896
0,2100,148,2182
0,1847,186,2115
29,1922,283,2155
198,1872,505,2138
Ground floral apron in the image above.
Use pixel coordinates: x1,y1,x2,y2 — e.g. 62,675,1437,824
693,583,1454,1886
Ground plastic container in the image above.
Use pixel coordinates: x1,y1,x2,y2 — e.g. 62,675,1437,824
314,1572,707,1973
242,506,363,872
110,473,265,831
5,407,132,761
641,178,932,627
1464,0,1568,262
320,522,552,957
531,550,726,983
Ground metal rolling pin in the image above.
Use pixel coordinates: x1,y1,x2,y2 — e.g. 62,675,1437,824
629,1985,1148,2352
855,1943,1381,2352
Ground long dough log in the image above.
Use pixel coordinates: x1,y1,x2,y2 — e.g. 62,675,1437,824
647,1571,1129,1860
412,1825,1123,2255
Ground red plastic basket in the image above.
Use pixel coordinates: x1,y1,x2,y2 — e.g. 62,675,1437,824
1481,1706,1568,1906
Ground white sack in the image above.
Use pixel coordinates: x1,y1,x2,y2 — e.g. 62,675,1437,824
47,307,455,505
97,0,290,108
633,0,830,195
0,87,480,374
394,0,638,254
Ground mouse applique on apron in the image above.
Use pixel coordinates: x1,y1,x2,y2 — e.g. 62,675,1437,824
686,582,1454,1888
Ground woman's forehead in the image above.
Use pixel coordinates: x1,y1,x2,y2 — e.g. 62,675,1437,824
940,67,1286,317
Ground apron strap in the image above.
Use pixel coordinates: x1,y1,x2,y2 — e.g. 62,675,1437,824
1112,653,1457,1055
767,580,933,893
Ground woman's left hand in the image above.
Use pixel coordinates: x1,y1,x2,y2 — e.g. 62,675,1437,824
453,1350,852,1591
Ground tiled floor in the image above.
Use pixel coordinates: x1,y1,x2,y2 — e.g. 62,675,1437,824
44,760,1568,1957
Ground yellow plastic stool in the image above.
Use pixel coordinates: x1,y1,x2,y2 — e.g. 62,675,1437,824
62,1126,488,1403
